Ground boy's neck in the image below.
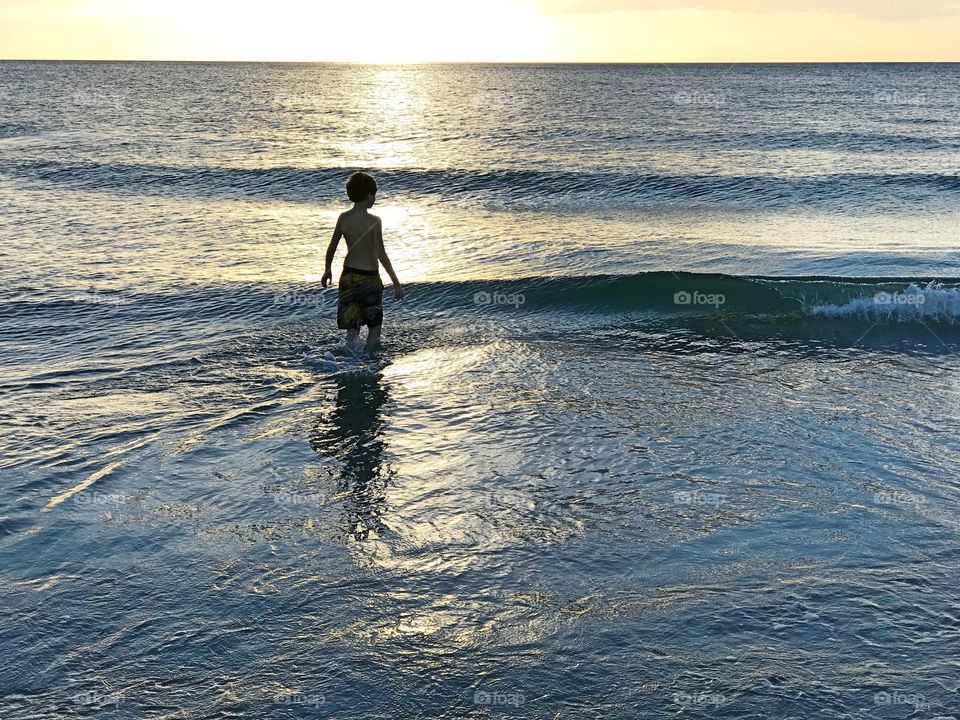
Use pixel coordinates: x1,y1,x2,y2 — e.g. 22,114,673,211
351,203,369,213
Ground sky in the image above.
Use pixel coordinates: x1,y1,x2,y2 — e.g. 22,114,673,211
1,0,959,62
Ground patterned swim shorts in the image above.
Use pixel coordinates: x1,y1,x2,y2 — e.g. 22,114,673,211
337,266,384,330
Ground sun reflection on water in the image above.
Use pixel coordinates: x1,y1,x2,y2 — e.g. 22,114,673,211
332,67,428,169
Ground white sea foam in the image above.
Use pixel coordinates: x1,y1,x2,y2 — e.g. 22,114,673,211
809,283,960,322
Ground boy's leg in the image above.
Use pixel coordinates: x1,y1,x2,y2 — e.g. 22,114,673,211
365,324,382,352
345,328,360,346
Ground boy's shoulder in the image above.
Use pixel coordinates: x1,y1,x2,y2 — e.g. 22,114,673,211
338,209,379,221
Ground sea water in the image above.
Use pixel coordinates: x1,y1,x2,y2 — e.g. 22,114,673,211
1,62,959,718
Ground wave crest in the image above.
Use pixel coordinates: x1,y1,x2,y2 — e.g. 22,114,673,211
809,282,960,322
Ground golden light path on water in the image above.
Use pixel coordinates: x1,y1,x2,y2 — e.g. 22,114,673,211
254,67,455,285
326,342,583,650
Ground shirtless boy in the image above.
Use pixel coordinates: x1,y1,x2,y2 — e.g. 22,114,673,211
321,172,404,351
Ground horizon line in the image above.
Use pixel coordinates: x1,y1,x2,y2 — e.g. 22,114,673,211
1,59,958,64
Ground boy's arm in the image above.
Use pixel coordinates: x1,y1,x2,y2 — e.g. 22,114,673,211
321,215,342,287
375,221,404,300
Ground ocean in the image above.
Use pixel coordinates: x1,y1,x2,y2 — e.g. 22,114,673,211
1,62,959,718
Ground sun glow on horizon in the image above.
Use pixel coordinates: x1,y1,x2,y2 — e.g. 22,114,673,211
1,0,959,62
0,0,550,63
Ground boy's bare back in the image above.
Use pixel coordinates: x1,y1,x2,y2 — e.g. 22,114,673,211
337,208,381,273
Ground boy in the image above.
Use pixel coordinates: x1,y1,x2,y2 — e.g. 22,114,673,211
321,172,404,351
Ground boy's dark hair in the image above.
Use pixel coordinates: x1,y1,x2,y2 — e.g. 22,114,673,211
345,172,378,202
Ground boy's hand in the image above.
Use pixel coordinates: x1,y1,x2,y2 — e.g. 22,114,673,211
320,270,332,287
394,284,405,301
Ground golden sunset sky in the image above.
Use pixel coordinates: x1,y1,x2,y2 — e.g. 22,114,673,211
1,0,959,62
